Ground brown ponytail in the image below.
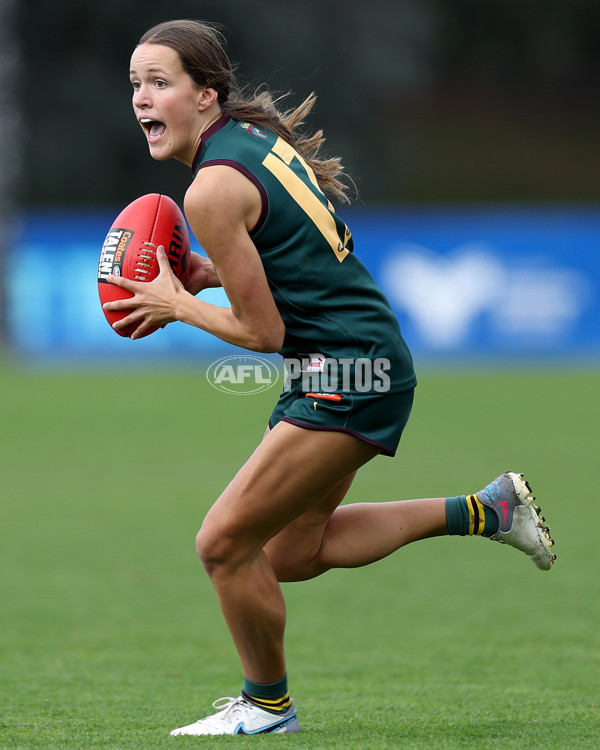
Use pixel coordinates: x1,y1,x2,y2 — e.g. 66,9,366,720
138,20,354,204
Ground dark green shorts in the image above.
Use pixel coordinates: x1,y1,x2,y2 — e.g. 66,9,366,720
268,387,414,457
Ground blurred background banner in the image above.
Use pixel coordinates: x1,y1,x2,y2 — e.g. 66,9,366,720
358,207,599,358
7,205,598,361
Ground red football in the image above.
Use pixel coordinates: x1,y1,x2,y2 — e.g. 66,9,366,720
97,193,190,338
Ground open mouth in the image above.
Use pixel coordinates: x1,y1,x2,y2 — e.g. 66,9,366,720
140,118,166,141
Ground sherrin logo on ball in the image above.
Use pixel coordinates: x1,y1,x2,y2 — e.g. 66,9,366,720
98,193,190,338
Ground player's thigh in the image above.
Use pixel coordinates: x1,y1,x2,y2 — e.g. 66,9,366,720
201,421,378,553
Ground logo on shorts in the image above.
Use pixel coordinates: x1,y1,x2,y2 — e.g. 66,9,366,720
206,356,280,395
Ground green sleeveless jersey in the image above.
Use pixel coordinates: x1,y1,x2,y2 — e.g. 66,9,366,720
192,116,416,393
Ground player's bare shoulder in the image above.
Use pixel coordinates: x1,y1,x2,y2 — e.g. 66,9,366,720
185,164,263,238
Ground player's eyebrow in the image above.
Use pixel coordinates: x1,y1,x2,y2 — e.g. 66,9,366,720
129,66,169,77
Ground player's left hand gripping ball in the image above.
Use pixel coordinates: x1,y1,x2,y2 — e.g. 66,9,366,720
97,193,191,338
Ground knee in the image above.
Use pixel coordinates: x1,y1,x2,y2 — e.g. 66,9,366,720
196,521,229,575
195,517,251,579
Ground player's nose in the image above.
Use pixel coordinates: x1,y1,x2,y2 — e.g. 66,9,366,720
132,84,152,108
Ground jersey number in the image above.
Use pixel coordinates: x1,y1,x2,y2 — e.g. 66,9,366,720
262,137,350,263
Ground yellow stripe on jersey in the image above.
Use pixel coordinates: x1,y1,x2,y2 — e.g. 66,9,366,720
271,137,322,196
263,137,350,263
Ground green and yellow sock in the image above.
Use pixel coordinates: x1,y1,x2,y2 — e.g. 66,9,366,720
445,494,499,537
242,675,292,715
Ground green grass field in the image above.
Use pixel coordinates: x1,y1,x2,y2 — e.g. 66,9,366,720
1,365,599,749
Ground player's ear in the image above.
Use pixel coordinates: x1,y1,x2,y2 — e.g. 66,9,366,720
198,87,219,111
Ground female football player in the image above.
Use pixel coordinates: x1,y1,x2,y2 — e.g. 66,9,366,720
104,19,555,736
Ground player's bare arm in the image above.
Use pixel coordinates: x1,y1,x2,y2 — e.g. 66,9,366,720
184,252,222,295
179,164,285,352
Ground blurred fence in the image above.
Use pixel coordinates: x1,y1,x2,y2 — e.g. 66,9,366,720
6,206,599,364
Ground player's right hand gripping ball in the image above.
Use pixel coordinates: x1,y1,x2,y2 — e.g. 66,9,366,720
97,193,190,338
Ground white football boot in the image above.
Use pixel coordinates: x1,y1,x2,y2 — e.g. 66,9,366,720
476,471,556,570
170,696,300,736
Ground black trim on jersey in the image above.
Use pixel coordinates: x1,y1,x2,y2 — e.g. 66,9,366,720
197,158,269,236
191,114,230,174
